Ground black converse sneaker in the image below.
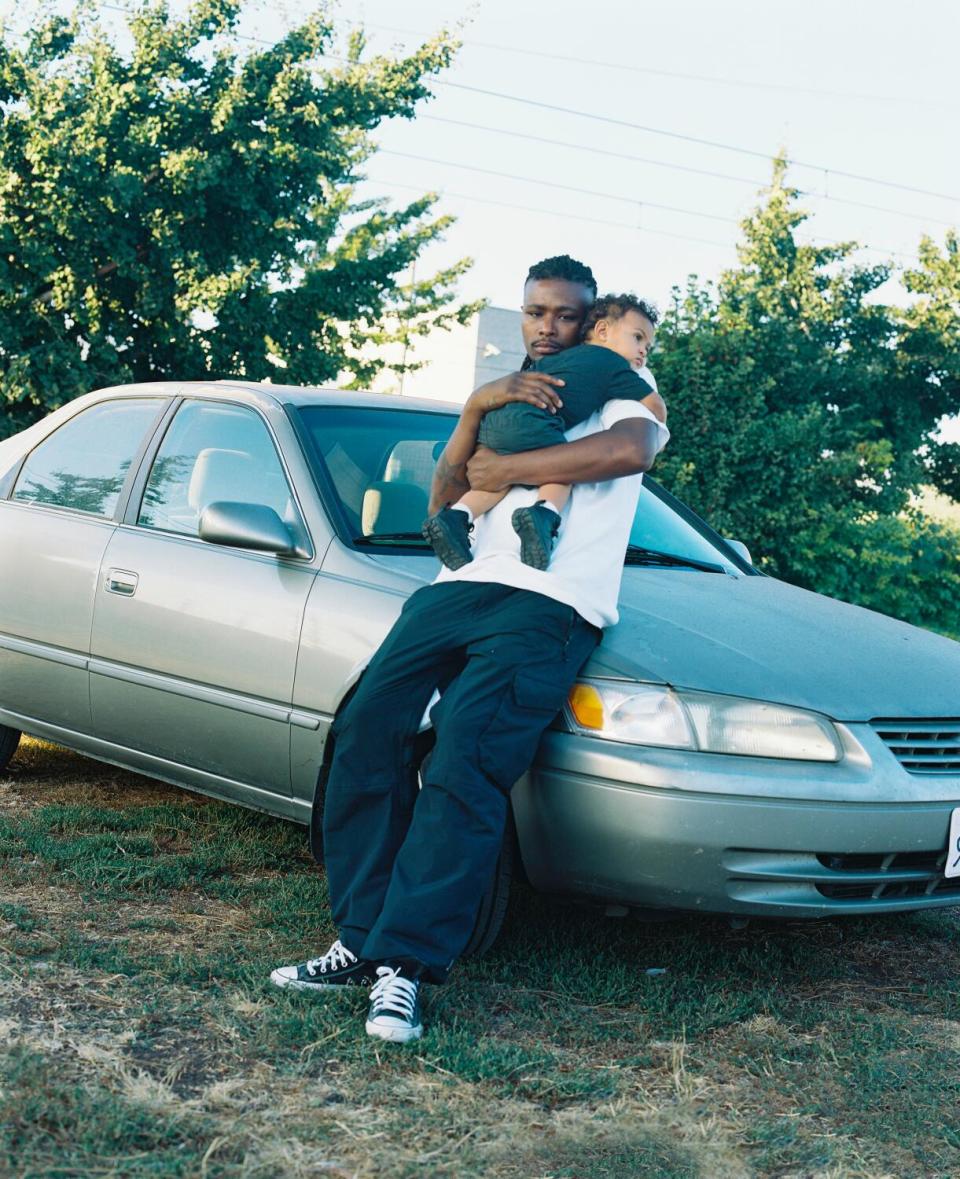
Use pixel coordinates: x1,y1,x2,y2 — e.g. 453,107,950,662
270,939,377,992
511,501,561,570
421,507,474,570
365,963,424,1043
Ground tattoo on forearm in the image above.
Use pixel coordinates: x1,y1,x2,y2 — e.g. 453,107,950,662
433,454,469,506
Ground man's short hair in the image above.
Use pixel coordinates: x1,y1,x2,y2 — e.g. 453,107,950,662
525,255,598,298
582,293,659,339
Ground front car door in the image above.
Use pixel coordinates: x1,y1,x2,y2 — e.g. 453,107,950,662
88,396,318,804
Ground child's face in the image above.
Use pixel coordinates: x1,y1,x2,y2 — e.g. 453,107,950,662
593,310,656,370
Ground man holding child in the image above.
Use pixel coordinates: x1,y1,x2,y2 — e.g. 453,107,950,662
271,255,670,1042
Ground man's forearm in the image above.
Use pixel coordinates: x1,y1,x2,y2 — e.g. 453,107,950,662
491,419,659,488
428,407,483,514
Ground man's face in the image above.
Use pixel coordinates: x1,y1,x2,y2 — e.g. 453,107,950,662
520,278,592,361
597,309,656,370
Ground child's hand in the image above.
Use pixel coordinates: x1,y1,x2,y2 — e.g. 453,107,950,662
467,372,564,417
642,391,668,424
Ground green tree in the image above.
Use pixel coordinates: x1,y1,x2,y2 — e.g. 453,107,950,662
654,160,960,636
0,0,477,437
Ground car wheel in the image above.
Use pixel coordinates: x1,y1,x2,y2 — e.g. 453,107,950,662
0,725,21,774
309,733,515,958
461,810,516,959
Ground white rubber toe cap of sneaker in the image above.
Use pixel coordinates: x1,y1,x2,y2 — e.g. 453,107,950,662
366,1016,423,1043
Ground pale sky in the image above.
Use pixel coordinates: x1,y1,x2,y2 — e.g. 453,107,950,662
327,0,959,313
6,0,959,431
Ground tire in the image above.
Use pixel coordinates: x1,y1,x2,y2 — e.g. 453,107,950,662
310,731,516,958
0,725,21,775
461,810,516,959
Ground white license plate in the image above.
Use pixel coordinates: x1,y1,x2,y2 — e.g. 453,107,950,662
946,808,960,879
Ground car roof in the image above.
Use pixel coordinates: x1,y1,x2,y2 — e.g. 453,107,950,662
95,380,463,417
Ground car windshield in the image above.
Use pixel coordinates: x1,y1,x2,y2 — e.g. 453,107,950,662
295,403,746,571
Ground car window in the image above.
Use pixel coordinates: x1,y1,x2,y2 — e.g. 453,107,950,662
138,401,296,537
11,399,162,518
295,404,742,567
296,406,455,540
630,482,741,570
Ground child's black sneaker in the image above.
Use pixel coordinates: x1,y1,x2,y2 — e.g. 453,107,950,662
270,939,377,992
511,502,561,570
365,963,424,1043
421,507,474,570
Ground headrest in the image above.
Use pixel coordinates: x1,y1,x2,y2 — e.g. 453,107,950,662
361,481,427,536
187,448,256,513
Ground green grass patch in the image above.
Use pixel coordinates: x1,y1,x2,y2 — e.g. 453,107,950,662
3,740,960,1176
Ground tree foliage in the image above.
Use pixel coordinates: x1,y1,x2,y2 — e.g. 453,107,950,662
654,160,960,636
0,0,478,436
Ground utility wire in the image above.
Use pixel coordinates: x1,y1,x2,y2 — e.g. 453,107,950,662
440,82,960,204
380,150,740,225
366,175,916,264
65,4,960,209
331,15,952,109
365,176,735,250
422,116,959,228
378,150,914,258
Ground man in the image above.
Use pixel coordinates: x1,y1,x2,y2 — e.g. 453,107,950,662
270,256,669,1043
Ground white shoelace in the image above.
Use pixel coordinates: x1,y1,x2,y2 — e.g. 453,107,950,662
306,939,356,977
368,965,419,1020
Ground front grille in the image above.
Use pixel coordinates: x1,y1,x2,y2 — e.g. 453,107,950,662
871,718,960,774
724,845,960,911
815,850,959,901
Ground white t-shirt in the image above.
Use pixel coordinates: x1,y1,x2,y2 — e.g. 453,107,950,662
434,394,670,629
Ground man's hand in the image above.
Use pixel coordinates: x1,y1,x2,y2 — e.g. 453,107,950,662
464,371,565,420
428,370,566,513
465,446,512,493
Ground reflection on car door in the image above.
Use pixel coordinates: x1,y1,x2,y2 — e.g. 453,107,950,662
88,399,317,797
0,398,164,732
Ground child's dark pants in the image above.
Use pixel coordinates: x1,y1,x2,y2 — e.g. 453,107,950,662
322,580,600,982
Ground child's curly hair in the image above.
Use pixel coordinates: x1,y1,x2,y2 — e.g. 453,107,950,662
581,293,659,342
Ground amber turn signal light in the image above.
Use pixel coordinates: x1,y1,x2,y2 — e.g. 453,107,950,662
568,683,604,730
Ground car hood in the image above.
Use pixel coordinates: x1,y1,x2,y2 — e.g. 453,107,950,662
585,569,960,722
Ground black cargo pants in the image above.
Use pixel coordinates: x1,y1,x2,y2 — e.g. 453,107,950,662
322,580,600,982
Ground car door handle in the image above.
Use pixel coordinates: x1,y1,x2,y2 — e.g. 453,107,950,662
105,568,139,597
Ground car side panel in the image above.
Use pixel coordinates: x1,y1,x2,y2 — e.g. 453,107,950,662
88,527,316,793
289,546,414,802
0,503,115,730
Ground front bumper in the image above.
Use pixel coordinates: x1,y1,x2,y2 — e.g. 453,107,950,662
512,727,960,917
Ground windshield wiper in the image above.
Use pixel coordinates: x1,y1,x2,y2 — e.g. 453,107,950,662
353,531,432,547
624,545,726,574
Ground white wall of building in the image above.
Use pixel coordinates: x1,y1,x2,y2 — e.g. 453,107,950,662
373,306,525,405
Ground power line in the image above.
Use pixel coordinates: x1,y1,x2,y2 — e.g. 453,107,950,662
422,116,768,187
366,175,917,265
440,82,960,204
380,151,742,226
330,15,952,110
365,176,735,250
54,4,960,208
378,150,914,259
422,116,958,228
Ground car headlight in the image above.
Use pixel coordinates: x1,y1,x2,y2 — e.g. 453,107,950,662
565,680,842,762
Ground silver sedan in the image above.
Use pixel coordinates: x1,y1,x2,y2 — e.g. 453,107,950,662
2,380,960,952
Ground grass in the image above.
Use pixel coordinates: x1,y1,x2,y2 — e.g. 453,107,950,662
2,738,960,1176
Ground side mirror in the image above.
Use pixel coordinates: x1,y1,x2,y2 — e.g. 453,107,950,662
199,501,308,558
724,538,753,566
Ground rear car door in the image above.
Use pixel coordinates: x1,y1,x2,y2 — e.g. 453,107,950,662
88,397,317,797
0,397,166,733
